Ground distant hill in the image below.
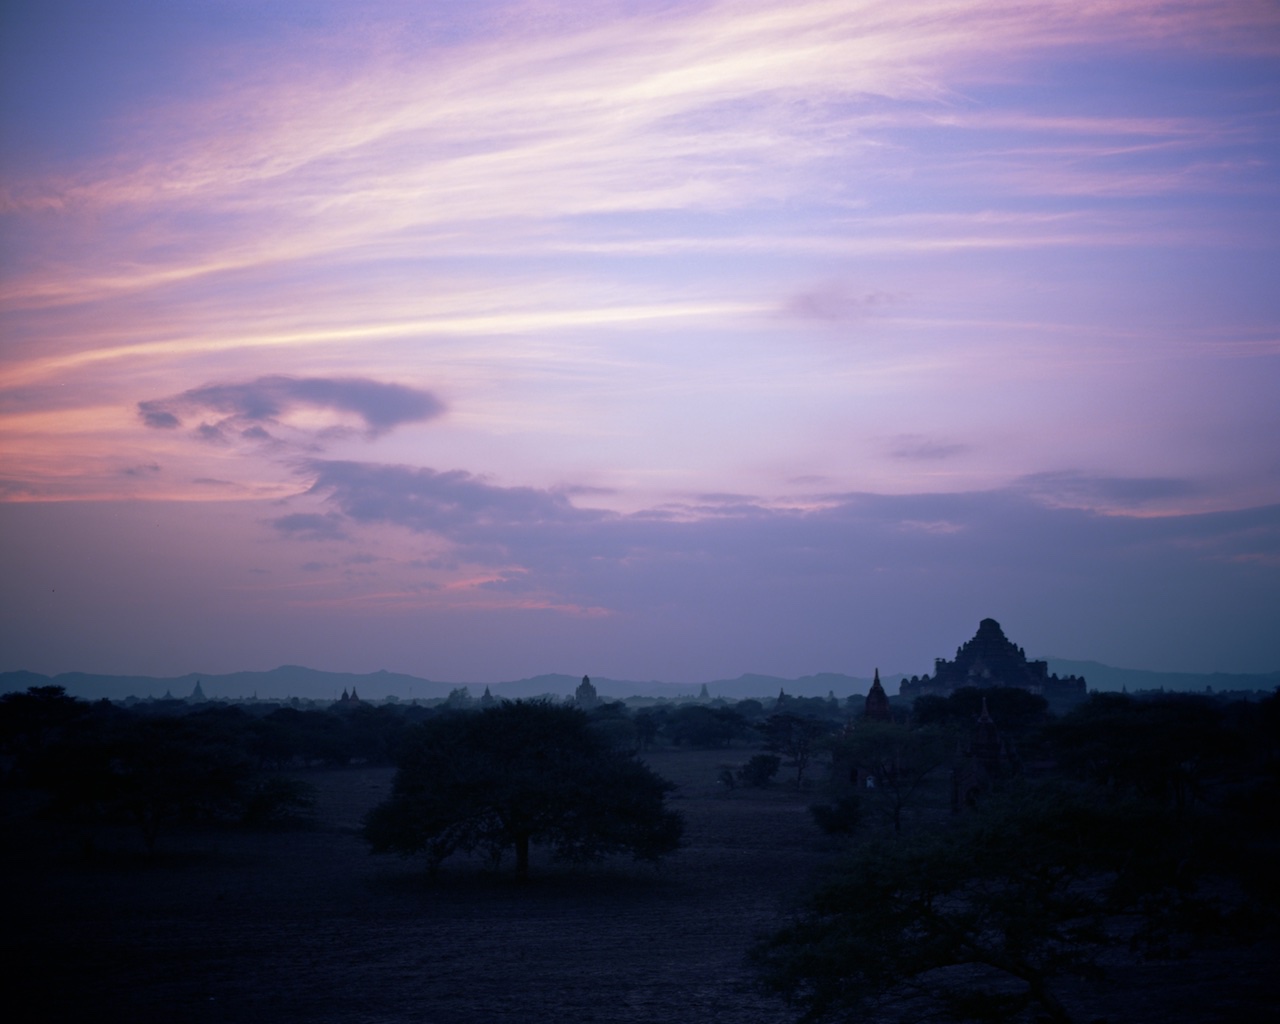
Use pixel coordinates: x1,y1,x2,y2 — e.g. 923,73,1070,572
3,662,1274,703
0,667,878,702
1046,659,1279,695
0,666,454,703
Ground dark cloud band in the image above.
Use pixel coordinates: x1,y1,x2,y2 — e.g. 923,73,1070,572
293,459,1280,595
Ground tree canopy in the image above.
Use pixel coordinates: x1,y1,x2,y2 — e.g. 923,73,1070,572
363,700,684,878
2,688,314,852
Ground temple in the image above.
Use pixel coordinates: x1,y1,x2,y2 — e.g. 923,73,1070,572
575,674,599,708
899,618,1086,707
864,669,892,722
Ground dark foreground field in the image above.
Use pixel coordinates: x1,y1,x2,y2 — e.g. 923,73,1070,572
6,750,828,1024
6,747,1278,1024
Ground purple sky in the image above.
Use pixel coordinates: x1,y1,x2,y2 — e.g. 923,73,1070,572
2,0,1278,682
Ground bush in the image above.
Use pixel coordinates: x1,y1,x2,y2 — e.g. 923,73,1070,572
737,753,781,788
809,795,862,836
241,776,316,827
755,781,1266,1023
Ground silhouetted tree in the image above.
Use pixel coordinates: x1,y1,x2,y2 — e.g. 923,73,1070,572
0,685,88,781
825,721,953,833
809,794,862,836
250,707,308,768
913,685,1050,746
762,713,833,787
363,700,683,878
1048,692,1236,813
587,701,638,753
32,707,254,853
737,753,782,788
734,698,766,722
345,703,405,764
292,708,357,766
240,775,316,827
632,708,659,751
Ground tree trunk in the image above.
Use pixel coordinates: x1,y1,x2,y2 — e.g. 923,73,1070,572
514,833,530,880
1027,974,1073,1024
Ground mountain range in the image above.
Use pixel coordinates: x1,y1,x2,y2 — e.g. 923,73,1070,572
2,661,1276,703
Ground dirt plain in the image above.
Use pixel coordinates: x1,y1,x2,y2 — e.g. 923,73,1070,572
6,749,831,1024
6,746,1278,1024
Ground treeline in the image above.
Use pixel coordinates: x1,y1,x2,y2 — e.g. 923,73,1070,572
1,687,332,854
804,686,1280,834
0,686,837,854
1,689,856,769
6,682,1276,855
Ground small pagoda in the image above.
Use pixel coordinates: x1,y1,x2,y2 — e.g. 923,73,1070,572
864,669,892,722
574,675,599,708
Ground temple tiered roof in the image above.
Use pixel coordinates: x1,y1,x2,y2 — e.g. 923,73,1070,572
900,618,1086,707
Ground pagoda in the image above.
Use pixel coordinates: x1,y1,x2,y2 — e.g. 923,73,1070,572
574,675,599,708
864,669,892,721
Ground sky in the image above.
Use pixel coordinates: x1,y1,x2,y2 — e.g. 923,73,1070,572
2,0,1278,684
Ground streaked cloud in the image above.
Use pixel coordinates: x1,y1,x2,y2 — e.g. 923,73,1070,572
119,462,163,477
5,0,1277,315
270,512,351,543
294,456,1277,580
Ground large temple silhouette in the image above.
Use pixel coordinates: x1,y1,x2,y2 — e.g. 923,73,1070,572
899,618,1086,705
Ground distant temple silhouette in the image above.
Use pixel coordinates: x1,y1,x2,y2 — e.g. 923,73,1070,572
574,675,598,708
864,669,892,721
899,618,1086,705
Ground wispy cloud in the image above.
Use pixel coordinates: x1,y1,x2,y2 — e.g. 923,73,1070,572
304,460,607,543
888,435,970,461
5,0,1275,313
1016,470,1204,510
139,375,444,445
783,282,898,322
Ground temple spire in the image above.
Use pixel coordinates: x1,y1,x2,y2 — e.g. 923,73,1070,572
864,668,891,722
